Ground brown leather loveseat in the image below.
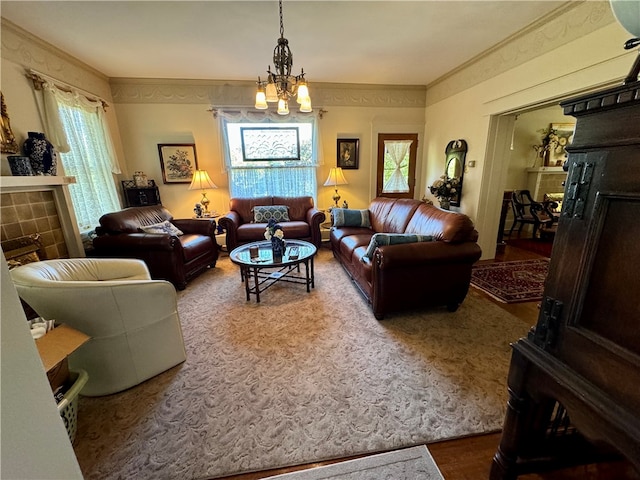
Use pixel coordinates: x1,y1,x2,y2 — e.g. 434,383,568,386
93,205,219,290
330,197,482,319
218,196,325,252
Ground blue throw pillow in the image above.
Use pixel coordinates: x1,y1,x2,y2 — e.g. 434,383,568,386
332,208,371,228
363,233,433,260
253,205,290,223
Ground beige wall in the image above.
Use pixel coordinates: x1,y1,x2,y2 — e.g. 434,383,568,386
423,10,633,259
113,101,425,219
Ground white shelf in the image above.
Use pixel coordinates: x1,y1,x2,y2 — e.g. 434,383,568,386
0,175,76,188
525,167,565,173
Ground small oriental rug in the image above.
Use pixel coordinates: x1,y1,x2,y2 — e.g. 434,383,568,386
471,259,550,303
265,446,444,480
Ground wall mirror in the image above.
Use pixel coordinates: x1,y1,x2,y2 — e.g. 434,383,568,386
1,92,19,154
444,139,467,207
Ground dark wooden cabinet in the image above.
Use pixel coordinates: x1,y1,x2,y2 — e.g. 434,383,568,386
491,81,640,478
121,180,161,207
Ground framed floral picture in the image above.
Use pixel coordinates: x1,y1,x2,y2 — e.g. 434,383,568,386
158,144,198,184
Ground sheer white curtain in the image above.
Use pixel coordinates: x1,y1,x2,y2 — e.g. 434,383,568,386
216,109,322,200
383,139,412,193
40,83,121,231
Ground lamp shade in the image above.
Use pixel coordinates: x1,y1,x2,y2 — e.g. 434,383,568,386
610,0,640,37
189,170,218,190
323,167,348,187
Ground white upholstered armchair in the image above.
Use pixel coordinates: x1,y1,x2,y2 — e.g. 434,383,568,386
10,258,187,396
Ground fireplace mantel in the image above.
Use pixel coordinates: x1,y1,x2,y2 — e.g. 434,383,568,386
0,175,85,258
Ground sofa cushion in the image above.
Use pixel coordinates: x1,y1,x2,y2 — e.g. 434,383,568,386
332,208,371,228
253,205,290,223
363,233,434,260
139,220,184,236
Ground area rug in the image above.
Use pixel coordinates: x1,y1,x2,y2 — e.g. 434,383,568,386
471,259,550,303
73,248,529,480
265,446,443,479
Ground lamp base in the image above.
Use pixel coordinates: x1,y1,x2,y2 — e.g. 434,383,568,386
200,192,210,213
332,188,341,209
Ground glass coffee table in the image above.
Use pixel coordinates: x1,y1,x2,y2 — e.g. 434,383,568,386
229,239,317,303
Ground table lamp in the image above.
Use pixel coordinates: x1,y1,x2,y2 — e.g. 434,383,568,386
189,170,218,215
324,167,348,209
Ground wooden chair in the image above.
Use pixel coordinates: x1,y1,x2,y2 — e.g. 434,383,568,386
508,189,557,239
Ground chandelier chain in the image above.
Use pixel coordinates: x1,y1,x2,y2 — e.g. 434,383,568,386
279,0,285,38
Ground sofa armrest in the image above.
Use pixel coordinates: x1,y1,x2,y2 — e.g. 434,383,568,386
305,207,326,248
373,241,482,269
93,233,179,252
172,218,216,236
218,212,242,251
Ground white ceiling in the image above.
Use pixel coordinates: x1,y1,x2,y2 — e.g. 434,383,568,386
2,1,568,86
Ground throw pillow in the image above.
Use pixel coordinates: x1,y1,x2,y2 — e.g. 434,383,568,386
332,208,371,228
139,220,184,236
253,205,290,223
363,233,434,260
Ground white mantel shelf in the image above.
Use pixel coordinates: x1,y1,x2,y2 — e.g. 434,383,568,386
525,167,565,173
0,175,76,188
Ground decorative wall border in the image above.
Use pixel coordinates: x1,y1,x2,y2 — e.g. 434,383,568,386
109,78,427,108
426,2,616,106
1,19,112,100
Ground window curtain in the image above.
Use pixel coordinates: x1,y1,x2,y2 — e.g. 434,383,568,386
383,139,412,193
37,82,122,231
215,109,322,200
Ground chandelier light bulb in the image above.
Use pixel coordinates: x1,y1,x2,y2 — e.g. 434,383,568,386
297,83,309,104
277,98,289,115
299,97,312,113
255,87,268,110
265,82,278,103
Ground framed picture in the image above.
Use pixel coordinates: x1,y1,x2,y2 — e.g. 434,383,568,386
337,138,359,169
549,123,574,165
158,144,198,184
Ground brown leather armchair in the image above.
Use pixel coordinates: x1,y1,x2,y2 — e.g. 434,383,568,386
92,205,219,289
218,196,325,252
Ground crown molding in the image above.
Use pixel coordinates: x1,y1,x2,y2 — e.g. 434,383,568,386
1,18,112,99
426,1,616,106
109,78,426,108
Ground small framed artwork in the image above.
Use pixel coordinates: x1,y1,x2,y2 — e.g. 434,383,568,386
549,123,574,165
158,143,198,184
337,138,359,169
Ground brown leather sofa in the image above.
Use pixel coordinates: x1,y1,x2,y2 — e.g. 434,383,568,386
92,205,219,290
218,196,325,252
330,197,482,319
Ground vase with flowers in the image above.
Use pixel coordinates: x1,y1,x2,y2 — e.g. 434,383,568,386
264,218,285,262
429,175,460,210
532,127,563,167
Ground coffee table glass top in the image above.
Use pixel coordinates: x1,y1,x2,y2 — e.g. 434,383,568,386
229,239,316,267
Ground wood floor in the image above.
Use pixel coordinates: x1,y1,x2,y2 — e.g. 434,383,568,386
217,243,639,480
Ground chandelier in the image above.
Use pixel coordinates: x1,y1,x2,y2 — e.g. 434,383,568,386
254,0,311,115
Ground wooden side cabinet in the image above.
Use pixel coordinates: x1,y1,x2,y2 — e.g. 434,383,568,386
121,180,161,207
491,80,640,479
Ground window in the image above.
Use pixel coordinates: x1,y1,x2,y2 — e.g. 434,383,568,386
57,101,121,231
221,111,319,199
376,133,418,198
28,77,121,233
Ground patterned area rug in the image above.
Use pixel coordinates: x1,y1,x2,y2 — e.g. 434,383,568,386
471,259,550,303
73,249,529,479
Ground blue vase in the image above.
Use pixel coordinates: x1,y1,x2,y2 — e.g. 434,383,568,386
24,132,57,176
271,238,285,262
7,156,34,176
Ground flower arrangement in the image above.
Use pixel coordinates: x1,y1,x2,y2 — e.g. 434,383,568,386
533,127,566,165
429,175,460,201
264,218,285,241
265,218,285,260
